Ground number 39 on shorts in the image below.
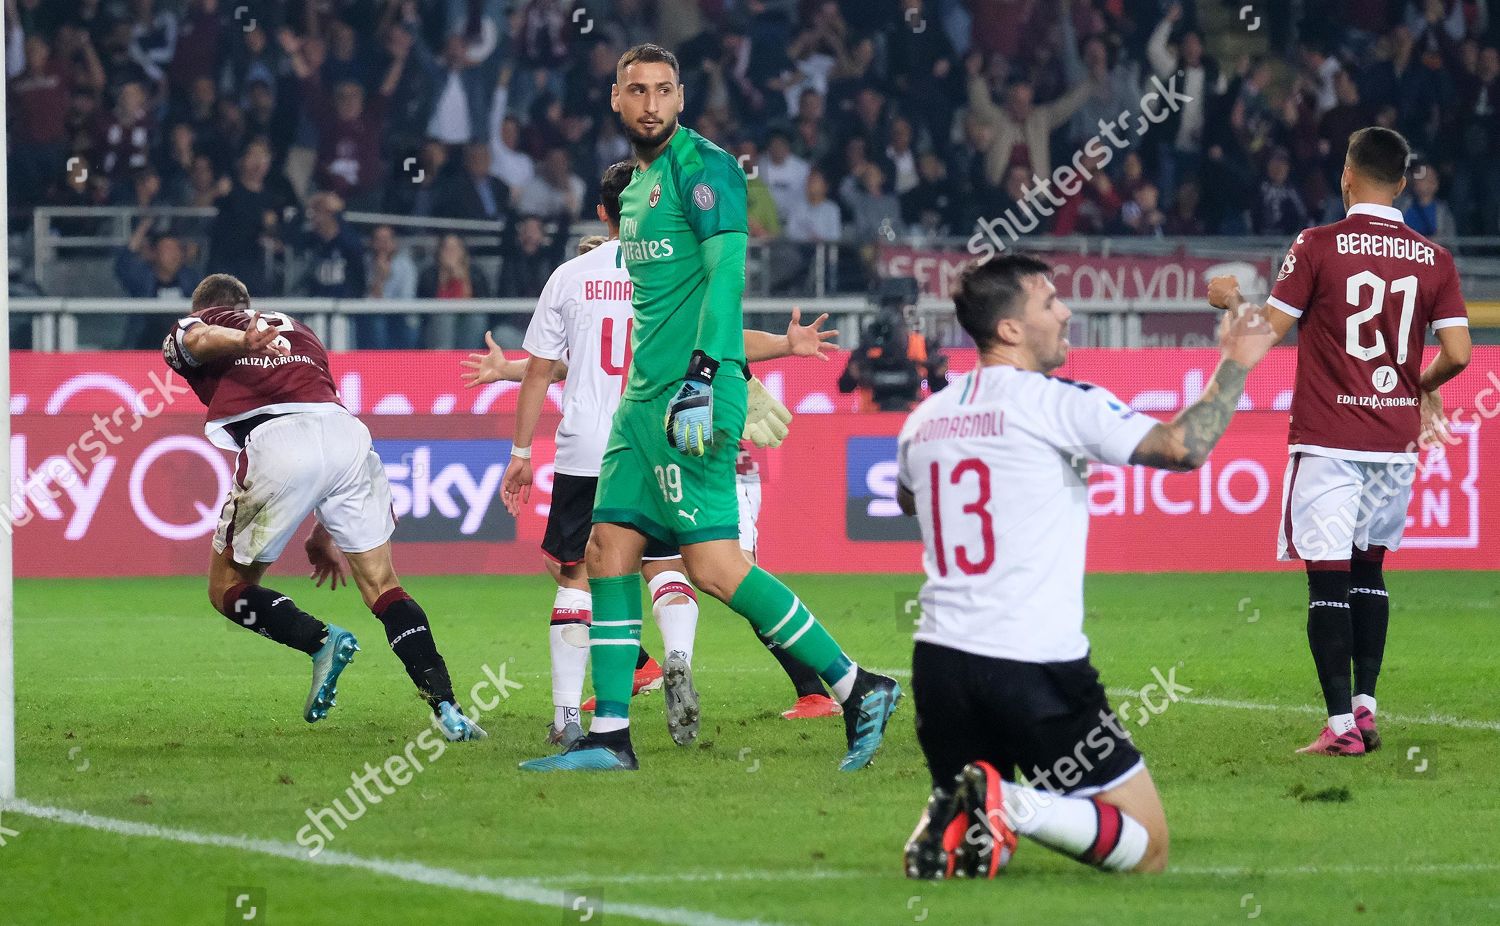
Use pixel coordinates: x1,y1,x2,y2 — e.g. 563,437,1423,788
654,464,683,503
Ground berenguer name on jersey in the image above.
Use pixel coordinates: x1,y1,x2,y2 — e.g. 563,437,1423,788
1334,232,1436,264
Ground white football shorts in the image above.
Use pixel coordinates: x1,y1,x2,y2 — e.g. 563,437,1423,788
1278,451,1415,562
214,411,395,565
736,471,762,555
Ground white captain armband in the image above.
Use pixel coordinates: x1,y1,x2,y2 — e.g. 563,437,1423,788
162,318,203,371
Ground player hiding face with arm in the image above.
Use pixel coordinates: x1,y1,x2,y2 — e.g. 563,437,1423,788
1205,126,1470,757
164,274,485,741
898,256,1276,880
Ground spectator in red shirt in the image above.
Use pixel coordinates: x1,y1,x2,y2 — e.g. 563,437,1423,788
92,79,156,181
166,0,223,99
9,34,78,205
1051,148,1123,236
284,26,416,210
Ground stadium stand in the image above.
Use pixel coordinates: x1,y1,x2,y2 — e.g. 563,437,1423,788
8,0,1500,348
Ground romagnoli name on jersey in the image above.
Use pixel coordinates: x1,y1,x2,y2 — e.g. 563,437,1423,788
1334,232,1436,264
619,217,674,263
907,411,1004,445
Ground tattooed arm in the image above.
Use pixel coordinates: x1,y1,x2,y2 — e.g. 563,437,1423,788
1130,359,1252,471
1130,300,1281,471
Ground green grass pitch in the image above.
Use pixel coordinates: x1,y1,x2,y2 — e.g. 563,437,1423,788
3,571,1499,924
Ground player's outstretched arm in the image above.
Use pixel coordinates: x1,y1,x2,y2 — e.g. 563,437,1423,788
1130,304,1278,471
180,313,290,363
500,354,555,515
461,331,566,386
743,307,839,362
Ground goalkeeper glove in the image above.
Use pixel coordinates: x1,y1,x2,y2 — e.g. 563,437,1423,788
666,350,718,456
742,376,791,448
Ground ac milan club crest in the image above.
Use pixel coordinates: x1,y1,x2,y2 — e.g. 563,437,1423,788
649,183,661,207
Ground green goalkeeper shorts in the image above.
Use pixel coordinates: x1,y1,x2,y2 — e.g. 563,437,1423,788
594,370,748,547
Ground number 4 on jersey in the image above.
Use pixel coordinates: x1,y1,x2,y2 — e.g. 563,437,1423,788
600,316,633,394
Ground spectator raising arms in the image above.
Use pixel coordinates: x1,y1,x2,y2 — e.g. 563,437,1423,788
16,0,1500,315
964,51,1094,185
282,24,407,210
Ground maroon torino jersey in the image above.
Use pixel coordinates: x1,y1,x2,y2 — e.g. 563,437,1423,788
162,305,345,449
1267,202,1469,460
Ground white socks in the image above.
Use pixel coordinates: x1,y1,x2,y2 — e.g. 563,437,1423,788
648,571,699,663
830,665,859,702
549,586,591,729
1001,781,1149,871
1329,712,1357,735
1352,694,1376,715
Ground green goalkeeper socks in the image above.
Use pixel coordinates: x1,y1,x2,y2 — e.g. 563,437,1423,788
588,574,643,722
728,567,853,686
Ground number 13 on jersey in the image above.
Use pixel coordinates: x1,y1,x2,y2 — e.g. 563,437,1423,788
929,459,996,577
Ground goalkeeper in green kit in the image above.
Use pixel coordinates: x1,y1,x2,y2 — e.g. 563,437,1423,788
520,44,901,773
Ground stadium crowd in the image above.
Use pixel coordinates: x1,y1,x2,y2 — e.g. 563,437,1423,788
7,0,1500,312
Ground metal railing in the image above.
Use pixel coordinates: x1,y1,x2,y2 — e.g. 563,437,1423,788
9,295,1221,352
17,205,1500,350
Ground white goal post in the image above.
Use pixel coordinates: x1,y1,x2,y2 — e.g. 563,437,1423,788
2,57,15,802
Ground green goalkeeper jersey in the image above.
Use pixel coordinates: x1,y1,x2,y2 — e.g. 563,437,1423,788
617,126,748,400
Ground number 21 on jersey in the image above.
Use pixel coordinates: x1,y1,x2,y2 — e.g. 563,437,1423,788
1345,271,1416,364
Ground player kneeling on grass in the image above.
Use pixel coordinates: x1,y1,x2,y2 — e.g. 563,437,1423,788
898,256,1277,877
163,273,484,741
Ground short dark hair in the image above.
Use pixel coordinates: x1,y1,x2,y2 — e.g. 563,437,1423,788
617,43,680,82
192,273,250,311
953,254,1053,351
599,160,633,224
1346,126,1410,186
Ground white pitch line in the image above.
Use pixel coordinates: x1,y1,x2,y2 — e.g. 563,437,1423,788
0,800,790,926
1169,861,1500,878
538,859,1500,884
528,869,864,886
685,667,1500,732
6,799,1496,896
47,668,1499,731
1100,688,1500,733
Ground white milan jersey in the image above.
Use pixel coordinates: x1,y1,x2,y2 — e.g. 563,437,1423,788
897,365,1158,663
522,239,635,476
